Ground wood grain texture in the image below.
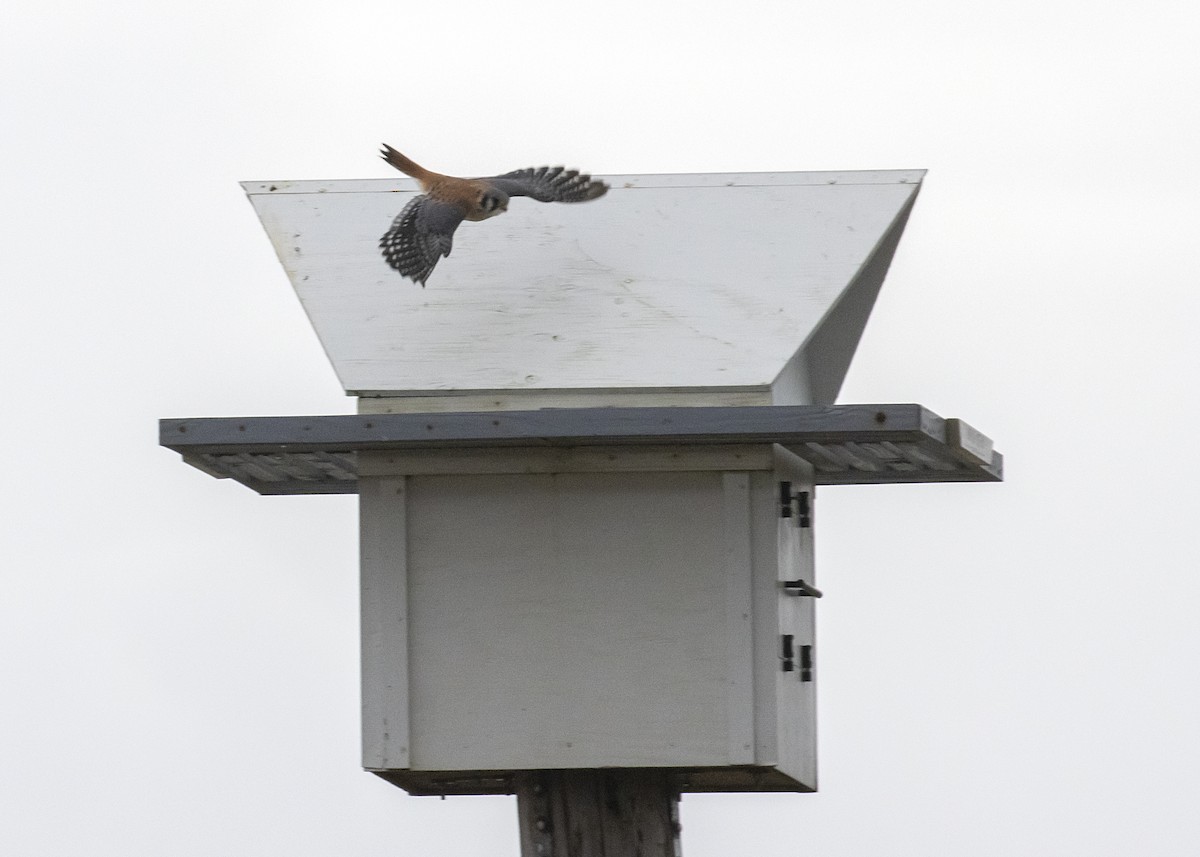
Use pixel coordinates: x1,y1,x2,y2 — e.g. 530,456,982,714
515,770,681,857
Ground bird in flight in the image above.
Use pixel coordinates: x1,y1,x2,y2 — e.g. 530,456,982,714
378,144,609,286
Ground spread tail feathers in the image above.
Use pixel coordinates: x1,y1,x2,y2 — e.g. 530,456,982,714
380,144,432,182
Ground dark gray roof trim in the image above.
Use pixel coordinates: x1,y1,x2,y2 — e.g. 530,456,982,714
160,404,1002,494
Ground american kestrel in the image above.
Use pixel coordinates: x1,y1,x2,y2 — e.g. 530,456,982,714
378,144,608,286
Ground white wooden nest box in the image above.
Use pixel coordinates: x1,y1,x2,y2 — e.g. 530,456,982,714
162,169,1003,797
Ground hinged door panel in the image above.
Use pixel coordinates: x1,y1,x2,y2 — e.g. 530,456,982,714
402,470,755,771
754,447,817,788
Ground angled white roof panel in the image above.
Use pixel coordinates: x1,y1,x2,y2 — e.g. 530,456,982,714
243,170,923,403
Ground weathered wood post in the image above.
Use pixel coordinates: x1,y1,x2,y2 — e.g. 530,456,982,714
161,168,1001,856
515,771,681,857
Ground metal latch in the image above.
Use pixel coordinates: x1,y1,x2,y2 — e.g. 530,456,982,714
782,579,823,598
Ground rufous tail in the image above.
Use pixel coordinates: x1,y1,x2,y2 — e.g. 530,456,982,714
380,144,434,183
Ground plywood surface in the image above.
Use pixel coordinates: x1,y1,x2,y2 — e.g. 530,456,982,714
403,471,745,770
244,171,923,395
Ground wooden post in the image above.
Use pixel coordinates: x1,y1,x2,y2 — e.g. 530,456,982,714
515,770,682,857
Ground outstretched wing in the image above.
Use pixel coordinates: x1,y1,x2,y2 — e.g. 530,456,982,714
379,194,466,286
487,166,608,203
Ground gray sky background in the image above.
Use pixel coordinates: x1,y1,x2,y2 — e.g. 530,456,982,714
3,2,1199,854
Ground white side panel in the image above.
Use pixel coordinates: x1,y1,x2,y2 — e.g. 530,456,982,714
404,471,739,771
359,474,410,770
722,473,756,765
772,189,918,405
771,448,818,788
244,171,922,397
750,470,782,766
748,447,817,788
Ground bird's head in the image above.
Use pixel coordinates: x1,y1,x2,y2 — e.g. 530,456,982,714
478,188,509,218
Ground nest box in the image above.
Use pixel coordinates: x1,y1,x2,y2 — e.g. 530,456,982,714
161,169,1001,797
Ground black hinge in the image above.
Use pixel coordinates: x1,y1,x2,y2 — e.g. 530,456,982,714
796,491,811,527
783,636,815,680
778,481,812,527
779,481,794,517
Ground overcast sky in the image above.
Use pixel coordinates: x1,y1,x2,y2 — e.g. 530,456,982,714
3,1,1199,855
